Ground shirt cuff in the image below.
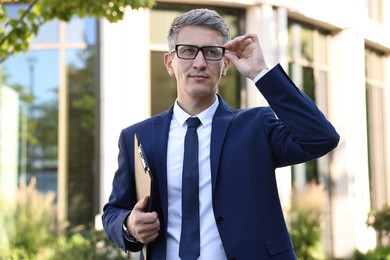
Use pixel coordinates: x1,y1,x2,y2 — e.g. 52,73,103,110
253,68,269,83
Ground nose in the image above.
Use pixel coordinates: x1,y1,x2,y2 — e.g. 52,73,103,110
192,50,207,66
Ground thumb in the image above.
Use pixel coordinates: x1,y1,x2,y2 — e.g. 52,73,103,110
134,196,149,211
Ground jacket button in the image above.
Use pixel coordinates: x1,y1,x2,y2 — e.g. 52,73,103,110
216,216,224,224
230,257,236,260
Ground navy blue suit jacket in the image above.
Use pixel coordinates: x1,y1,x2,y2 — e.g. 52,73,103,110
102,64,339,259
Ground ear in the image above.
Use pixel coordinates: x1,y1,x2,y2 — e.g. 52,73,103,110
221,58,230,77
164,53,175,77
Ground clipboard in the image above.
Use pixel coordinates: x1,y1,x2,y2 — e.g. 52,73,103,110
134,133,153,212
134,133,153,259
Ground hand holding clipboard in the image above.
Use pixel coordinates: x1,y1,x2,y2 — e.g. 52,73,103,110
133,133,156,260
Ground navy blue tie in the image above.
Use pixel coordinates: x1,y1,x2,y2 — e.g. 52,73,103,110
179,117,201,260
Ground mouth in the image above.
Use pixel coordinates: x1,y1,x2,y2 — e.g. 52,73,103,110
189,74,208,80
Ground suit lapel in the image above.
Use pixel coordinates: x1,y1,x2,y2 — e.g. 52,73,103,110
152,106,173,226
210,95,235,194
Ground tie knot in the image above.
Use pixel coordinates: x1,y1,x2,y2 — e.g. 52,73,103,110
186,117,201,129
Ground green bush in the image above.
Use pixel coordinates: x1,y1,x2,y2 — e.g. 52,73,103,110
49,229,128,260
0,177,127,260
289,183,327,260
353,205,390,259
366,205,390,246
353,246,390,260
0,177,57,259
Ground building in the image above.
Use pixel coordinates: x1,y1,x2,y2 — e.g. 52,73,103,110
0,84,19,246
0,0,389,258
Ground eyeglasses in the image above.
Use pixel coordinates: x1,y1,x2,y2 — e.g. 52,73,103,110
171,44,225,61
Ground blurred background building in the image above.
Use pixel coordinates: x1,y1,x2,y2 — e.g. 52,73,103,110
0,0,389,258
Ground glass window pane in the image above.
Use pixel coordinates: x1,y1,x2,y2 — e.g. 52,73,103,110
150,10,182,45
84,18,97,45
316,70,328,114
1,10,98,227
303,66,315,100
2,50,60,194
31,20,60,44
318,33,328,64
66,17,96,44
301,26,313,62
218,64,240,109
287,24,295,60
66,47,97,225
365,49,387,209
151,51,177,115
3,51,59,103
5,4,59,44
288,21,331,195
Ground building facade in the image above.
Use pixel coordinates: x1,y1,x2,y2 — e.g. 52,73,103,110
1,0,389,258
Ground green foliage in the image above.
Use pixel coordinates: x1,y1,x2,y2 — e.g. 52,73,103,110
290,209,322,259
353,205,390,260
49,231,128,260
353,246,390,260
289,183,327,260
1,176,57,258
366,204,390,244
352,205,390,259
0,0,154,63
0,177,127,260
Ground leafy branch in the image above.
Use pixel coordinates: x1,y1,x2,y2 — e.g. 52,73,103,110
0,0,154,63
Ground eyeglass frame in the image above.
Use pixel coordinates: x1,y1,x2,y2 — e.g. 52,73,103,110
170,44,226,61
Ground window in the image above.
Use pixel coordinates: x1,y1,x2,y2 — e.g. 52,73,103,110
287,20,333,254
0,4,98,227
3,49,60,193
365,48,388,209
149,4,244,116
288,21,331,186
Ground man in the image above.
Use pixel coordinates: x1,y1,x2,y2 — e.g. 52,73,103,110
102,8,339,260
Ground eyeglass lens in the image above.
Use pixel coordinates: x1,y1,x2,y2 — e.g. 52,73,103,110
176,45,225,60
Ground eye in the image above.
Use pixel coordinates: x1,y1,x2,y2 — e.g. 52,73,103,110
205,48,218,56
204,47,223,58
180,46,197,55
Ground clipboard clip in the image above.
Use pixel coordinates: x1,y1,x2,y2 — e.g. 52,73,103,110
138,141,151,174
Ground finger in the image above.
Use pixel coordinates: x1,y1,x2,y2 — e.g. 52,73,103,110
139,211,159,224
134,196,149,211
134,219,160,244
134,222,158,236
132,212,160,234
224,33,256,50
139,231,159,244
243,33,257,42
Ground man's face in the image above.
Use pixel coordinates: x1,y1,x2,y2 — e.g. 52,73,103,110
164,25,230,102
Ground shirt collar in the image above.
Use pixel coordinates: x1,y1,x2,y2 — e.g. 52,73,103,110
173,96,219,128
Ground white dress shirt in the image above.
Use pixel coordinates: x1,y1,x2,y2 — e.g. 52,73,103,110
166,97,227,260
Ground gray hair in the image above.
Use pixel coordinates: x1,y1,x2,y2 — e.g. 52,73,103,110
167,9,231,51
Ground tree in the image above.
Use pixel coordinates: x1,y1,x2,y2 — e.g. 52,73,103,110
0,0,154,63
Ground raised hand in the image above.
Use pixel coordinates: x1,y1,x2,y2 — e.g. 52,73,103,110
223,33,268,80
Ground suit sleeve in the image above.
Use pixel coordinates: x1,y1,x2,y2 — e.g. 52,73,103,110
256,64,339,167
102,129,144,252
